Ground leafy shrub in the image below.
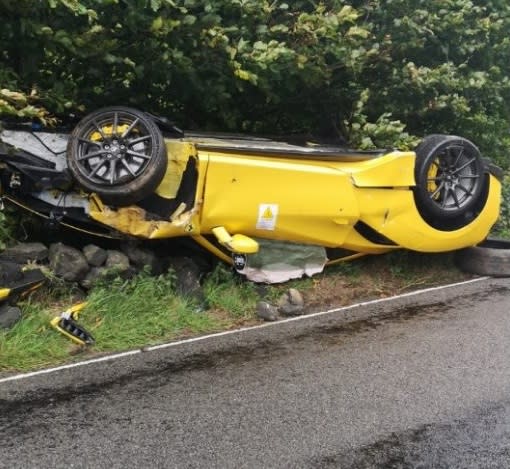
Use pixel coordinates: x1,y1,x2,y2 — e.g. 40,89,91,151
1,1,509,228
493,172,510,239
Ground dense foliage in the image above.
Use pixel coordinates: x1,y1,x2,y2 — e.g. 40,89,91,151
1,0,510,164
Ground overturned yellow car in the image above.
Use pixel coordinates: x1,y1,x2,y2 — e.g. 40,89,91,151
0,106,503,270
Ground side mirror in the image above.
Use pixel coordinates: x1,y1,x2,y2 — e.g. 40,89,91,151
212,226,259,254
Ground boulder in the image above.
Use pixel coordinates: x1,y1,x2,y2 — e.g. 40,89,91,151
0,305,22,329
277,288,305,316
0,242,48,264
83,244,107,267
168,257,206,307
121,243,163,274
105,250,130,272
49,243,89,282
0,261,23,283
80,266,108,290
256,301,279,321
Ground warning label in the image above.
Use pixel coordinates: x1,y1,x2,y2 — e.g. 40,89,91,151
256,203,278,231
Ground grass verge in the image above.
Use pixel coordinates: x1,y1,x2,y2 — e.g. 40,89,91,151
0,251,471,374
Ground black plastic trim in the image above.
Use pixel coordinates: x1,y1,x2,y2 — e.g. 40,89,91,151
194,142,384,161
354,221,398,246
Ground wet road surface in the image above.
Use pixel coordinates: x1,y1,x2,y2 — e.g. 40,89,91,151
1,278,510,468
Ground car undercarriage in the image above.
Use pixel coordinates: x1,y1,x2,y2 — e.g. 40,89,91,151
0,107,503,275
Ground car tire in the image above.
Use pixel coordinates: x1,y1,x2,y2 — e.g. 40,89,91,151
67,106,167,206
414,135,486,220
455,238,510,277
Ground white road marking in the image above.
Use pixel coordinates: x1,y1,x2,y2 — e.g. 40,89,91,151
0,277,488,384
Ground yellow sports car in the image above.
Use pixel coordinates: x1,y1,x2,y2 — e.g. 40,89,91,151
0,106,502,270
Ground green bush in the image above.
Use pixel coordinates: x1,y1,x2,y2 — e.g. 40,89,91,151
1,0,509,162
493,172,510,238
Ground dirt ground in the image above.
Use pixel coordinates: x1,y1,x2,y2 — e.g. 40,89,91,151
297,251,472,311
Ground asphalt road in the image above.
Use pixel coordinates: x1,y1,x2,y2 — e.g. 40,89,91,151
1,277,510,468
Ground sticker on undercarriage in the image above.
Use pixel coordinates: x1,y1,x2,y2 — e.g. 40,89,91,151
256,203,278,231
232,253,247,271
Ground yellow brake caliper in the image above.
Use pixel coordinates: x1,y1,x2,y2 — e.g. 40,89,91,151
89,124,132,141
427,159,440,199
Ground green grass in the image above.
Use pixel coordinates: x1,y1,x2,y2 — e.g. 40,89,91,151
0,251,470,374
0,300,72,371
1,173,508,373
85,272,220,351
0,266,268,373
202,264,260,318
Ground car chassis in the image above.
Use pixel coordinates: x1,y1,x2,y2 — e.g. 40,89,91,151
0,107,503,274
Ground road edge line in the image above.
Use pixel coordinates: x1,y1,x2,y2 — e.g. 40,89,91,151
0,276,488,384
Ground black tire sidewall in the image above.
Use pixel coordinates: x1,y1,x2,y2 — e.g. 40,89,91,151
455,238,510,277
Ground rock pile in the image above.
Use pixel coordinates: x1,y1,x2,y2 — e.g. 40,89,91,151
0,240,212,300
0,241,308,329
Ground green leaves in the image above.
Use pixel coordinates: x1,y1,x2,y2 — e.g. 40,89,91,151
0,0,509,168
0,89,56,124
